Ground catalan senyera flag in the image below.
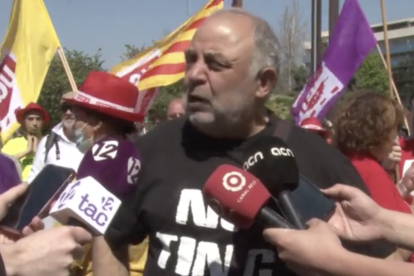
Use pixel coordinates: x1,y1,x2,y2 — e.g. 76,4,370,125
110,0,223,115
0,0,61,142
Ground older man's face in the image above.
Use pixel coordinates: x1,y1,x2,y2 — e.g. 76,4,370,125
184,14,258,129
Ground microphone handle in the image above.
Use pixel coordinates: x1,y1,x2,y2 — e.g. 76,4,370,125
257,207,295,229
278,191,306,229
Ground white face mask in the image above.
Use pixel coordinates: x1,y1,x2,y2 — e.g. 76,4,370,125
74,122,94,153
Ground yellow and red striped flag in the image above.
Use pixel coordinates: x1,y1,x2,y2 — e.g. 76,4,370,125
0,0,61,142
110,0,223,116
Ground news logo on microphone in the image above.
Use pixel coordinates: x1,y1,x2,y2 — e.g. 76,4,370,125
222,171,246,192
49,176,121,235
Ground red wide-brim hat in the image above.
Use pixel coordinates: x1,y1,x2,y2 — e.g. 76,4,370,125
64,71,144,122
15,102,50,125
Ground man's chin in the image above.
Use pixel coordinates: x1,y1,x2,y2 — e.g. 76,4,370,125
188,112,215,126
27,130,40,136
62,120,75,129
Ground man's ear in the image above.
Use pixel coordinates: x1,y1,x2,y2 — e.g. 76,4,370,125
255,67,278,100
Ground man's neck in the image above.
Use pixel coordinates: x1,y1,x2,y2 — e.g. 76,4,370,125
62,127,75,142
25,133,42,139
194,114,268,140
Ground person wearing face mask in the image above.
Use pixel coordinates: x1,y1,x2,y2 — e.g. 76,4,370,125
61,71,147,276
27,92,84,184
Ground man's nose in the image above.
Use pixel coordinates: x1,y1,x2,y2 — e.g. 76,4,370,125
186,62,207,87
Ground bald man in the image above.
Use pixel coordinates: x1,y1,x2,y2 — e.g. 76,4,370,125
167,98,185,120
91,8,392,276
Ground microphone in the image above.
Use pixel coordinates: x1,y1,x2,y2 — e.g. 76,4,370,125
203,164,294,229
49,138,142,234
243,136,306,229
49,176,122,235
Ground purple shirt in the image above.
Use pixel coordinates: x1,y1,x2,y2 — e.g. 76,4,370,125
0,153,21,194
77,136,141,199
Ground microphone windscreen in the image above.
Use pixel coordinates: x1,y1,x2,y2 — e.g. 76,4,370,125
203,164,271,228
77,138,141,199
243,136,299,194
50,176,122,235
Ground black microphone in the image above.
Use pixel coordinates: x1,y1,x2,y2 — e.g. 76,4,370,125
243,136,306,229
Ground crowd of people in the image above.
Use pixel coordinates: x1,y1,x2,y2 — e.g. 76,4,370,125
0,7,414,276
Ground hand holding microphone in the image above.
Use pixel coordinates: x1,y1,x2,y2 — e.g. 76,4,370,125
3,226,92,276
0,181,92,276
263,219,345,276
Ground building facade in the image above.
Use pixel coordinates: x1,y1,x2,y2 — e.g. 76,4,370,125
303,17,414,105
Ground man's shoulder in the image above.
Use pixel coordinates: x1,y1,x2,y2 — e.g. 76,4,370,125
281,120,367,191
135,118,185,150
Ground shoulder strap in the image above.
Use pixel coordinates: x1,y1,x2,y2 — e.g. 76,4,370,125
44,132,57,162
273,119,292,142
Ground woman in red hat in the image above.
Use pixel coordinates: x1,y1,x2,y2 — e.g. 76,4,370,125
62,71,147,275
1,102,49,181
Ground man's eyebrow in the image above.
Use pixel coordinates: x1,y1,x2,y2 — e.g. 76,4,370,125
184,48,196,55
204,52,232,64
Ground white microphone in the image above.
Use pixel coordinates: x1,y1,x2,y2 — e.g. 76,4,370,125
49,176,122,235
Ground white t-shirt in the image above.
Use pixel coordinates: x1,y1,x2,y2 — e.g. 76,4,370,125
27,122,84,228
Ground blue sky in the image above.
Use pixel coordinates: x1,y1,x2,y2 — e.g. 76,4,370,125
0,0,413,69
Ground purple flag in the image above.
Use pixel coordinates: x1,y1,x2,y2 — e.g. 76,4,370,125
292,0,377,124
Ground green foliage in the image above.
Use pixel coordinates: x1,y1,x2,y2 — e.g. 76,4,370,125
292,65,308,91
266,95,294,120
38,48,105,127
120,44,148,61
149,81,184,119
353,52,389,94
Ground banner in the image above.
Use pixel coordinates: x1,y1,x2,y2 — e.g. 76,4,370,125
111,0,223,116
291,0,376,124
0,0,61,142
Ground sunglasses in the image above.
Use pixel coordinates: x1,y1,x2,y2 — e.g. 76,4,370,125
61,103,73,112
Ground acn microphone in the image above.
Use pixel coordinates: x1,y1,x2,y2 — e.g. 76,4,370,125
243,136,305,229
203,164,294,229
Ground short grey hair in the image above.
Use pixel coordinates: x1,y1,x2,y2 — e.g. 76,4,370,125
210,9,281,86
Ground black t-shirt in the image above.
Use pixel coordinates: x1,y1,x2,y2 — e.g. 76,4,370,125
106,116,395,276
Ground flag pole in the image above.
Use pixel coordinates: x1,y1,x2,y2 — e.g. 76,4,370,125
379,0,393,97
57,47,78,92
380,0,406,182
375,44,410,134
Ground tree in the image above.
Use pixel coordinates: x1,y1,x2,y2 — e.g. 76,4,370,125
38,48,105,126
120,44,148,61
292,65,308,91
266,95,294,120
353,52,389,94
277,0,307,93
